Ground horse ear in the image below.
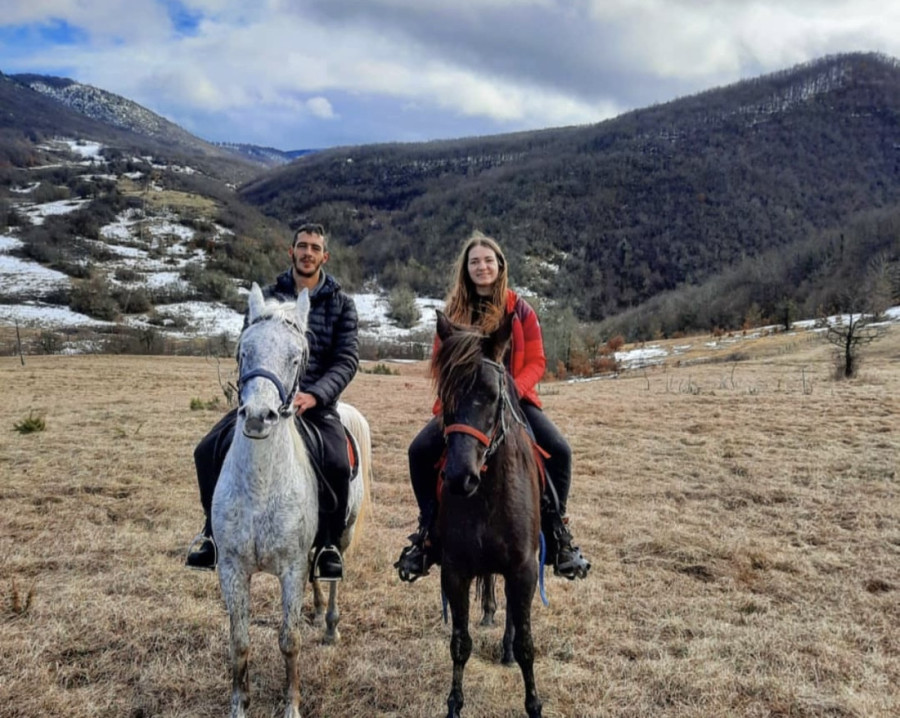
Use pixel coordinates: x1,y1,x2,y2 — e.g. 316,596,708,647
247,282,266,323
295,289,310,331
436,310,453,341
484,311,514,361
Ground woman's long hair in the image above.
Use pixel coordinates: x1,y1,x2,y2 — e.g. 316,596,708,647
443,230,509,332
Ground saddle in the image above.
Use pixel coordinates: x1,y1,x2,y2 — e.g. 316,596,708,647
294,416,361,488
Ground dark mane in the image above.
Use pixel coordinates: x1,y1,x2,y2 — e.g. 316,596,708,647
432,326,485,413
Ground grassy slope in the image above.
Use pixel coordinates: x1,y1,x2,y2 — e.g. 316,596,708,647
1,328,898,717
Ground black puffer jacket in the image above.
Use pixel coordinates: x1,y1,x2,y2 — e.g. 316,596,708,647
262,269,359,408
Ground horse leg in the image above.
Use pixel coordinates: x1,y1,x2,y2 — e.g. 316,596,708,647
442,570,473,718
279,568,306,718
505,571,542,718
501,607,515,665
220,565,251,718
478,574,497,627
312,579,326,628
323,580,341,644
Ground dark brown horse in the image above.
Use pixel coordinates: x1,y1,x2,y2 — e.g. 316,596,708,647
433,310,543,718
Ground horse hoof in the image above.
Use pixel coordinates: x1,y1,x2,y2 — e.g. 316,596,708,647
322,628,340,645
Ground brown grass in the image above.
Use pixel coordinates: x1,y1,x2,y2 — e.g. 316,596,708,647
1,328,898,718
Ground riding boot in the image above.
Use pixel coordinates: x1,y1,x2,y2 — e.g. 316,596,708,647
394,503,439,582
541,495,590,580
185,515,217,571
312,510,345,582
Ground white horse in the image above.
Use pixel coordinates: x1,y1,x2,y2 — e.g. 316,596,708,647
211,283,372,718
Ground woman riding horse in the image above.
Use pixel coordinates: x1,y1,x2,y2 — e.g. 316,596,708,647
395,230,591,582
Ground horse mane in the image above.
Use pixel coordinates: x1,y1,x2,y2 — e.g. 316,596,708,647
236,295,308,361
257,296,306,330
432,327,485,413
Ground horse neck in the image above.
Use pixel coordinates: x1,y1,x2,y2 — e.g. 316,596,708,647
232,418,310,492
485,424,537,504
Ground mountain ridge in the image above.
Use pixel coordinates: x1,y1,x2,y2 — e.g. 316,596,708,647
1,52,899,347
13,73,318,168
238,51,900,329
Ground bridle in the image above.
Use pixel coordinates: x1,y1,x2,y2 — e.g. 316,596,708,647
236,315,307,418
443,358,524,467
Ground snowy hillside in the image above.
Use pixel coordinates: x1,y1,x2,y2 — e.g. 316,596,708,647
0,138,441,351
2,138,897,368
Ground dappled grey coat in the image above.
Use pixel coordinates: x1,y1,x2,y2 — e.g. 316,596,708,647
258,268,359,408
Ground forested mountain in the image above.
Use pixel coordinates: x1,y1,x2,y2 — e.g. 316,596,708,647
2,54,899,346
240,52,900,333
1,72,262,183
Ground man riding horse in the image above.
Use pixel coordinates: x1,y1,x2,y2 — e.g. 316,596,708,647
186,222,358,582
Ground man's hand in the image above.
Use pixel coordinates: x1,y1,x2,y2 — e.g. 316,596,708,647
293,392,318,414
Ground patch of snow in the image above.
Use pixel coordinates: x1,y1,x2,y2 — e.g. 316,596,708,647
0,234,24,252
0,253,71,294
148,221,194,242
85,239,148,259
61,139,103,158
0,302,108,327
16,198,89,225
354,293,442,341
126,301,243,337
614,346,668,369
100,221,134,242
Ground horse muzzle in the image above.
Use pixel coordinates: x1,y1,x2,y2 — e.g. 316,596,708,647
239,406,280,439
443,468,481,498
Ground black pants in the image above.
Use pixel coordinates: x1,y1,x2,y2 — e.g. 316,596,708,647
194,406,351,544
407,402,573,518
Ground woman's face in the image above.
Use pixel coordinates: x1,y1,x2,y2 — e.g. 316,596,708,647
467,244,500,295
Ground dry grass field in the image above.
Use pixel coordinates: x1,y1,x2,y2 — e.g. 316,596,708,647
1,326,898,718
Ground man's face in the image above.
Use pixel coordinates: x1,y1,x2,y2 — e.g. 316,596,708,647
289,231,329,278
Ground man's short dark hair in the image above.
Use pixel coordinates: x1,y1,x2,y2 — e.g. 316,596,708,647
293,223,327,249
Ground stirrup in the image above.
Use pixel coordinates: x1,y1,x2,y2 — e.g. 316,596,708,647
312,544,343,582
394,541,432,583
185,532,217,572
554,543,590,580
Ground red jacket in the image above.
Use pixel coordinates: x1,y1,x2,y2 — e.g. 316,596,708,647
432,289,546,413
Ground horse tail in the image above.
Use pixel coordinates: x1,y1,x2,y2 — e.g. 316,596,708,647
337,402,373,557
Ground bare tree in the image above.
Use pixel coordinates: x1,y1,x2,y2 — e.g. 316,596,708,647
825,312,886,379
863,252,896,316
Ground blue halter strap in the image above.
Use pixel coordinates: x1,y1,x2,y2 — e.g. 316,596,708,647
238,367,298,417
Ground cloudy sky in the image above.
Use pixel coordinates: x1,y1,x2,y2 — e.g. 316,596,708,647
1,1,898,150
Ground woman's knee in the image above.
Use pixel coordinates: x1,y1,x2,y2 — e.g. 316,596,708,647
409,420,440,460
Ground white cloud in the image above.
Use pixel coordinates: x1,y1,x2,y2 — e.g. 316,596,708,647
306,97,336,119
3,0,900,147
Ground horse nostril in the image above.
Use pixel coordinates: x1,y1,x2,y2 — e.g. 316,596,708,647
265,410,279,425
237,406,247,419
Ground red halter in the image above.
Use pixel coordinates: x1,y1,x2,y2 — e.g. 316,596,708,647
443,422,492,447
